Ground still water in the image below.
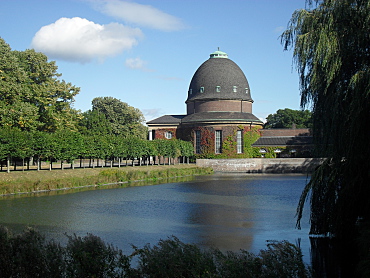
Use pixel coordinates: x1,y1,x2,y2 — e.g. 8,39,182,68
0,173,310,260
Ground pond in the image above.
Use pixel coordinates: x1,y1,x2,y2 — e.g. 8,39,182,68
0,173,311,260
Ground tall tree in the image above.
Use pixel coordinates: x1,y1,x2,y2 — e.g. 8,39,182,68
78,109,113,136
264,108,312,129
0,38,80,132
282,0,370,237
82,97,147,138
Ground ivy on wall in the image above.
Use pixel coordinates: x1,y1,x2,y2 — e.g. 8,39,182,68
153,128,177,140
191,126,216,158
193,125,263,159
243,126,261,158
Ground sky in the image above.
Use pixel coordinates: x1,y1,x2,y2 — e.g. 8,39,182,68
0,0,309,123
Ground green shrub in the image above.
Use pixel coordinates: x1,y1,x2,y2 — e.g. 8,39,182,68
65,233,130,278
0,227,312,278
134,236,217,277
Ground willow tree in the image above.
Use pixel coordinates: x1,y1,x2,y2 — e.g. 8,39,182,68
282,0,370,237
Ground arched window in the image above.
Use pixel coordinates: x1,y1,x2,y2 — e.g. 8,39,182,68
165,131,173,139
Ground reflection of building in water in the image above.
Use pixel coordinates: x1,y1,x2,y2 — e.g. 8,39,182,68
147,50,263,155
185,176,256,251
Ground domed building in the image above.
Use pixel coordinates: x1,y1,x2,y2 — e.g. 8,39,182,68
147,50,263,155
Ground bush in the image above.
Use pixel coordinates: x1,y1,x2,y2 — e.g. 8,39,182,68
65,233,130,278
0,227,311,278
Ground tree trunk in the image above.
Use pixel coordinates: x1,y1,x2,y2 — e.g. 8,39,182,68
7,155,10,173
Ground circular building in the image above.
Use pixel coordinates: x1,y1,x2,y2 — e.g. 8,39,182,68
147,50,263,155
182,50,260,125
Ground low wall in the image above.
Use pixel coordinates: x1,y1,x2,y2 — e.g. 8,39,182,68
196,158,323,173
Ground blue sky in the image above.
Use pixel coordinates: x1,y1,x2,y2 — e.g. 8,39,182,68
0,0,307,122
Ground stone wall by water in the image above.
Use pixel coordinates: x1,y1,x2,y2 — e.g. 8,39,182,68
196,158,323,173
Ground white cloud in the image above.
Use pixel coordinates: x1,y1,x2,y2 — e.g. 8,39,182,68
91,0,185,31
142,108,163,122
125,57,152,71
31,17,143,63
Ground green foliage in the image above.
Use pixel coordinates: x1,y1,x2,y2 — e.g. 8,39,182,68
134,236,217,277
0,38,80,132
0,227,311,277
78,109,113,136
244,126,261,158
264,108,312,129
0,127,195,173
282,0,370,238
195,125,261,159
80,96,147,139
65,233,129,278
222,134,237,157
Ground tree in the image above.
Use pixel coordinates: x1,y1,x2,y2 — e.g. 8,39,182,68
86,96,147,139
0,38,29,106
78,109,113,136
281,0,370,238
264,108,312,129
0,38,80,132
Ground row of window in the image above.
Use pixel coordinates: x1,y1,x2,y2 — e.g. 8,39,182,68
188,87,249,95
195,130,243,154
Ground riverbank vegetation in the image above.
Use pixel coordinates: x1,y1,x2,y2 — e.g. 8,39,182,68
0,128,194,173
0,226,311,278
0,165,212,196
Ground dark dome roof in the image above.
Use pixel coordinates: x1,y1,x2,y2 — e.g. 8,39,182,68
186,51,252,102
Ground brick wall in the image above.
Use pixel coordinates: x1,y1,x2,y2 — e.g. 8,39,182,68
188,100,252,113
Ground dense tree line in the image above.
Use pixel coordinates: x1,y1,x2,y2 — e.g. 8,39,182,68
0,37,156,172
264,108,312,129
0,127,194,172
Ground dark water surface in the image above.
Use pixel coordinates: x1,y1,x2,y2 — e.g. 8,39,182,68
0,173,311,260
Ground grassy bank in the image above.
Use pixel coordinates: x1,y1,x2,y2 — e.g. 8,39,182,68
0,165,213,196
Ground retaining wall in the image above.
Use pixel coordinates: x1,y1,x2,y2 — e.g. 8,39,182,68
196,158,323,173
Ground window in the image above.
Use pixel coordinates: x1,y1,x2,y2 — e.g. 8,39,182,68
237,130,243,153
233,86,237,93
200,87,204,93
195,130,201,154
245,88,249,94
165,131,173,139
216,86,221,92
189,89,192,95
215,130,222,154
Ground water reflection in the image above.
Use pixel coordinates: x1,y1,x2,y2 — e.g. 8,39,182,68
0,173,310,260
